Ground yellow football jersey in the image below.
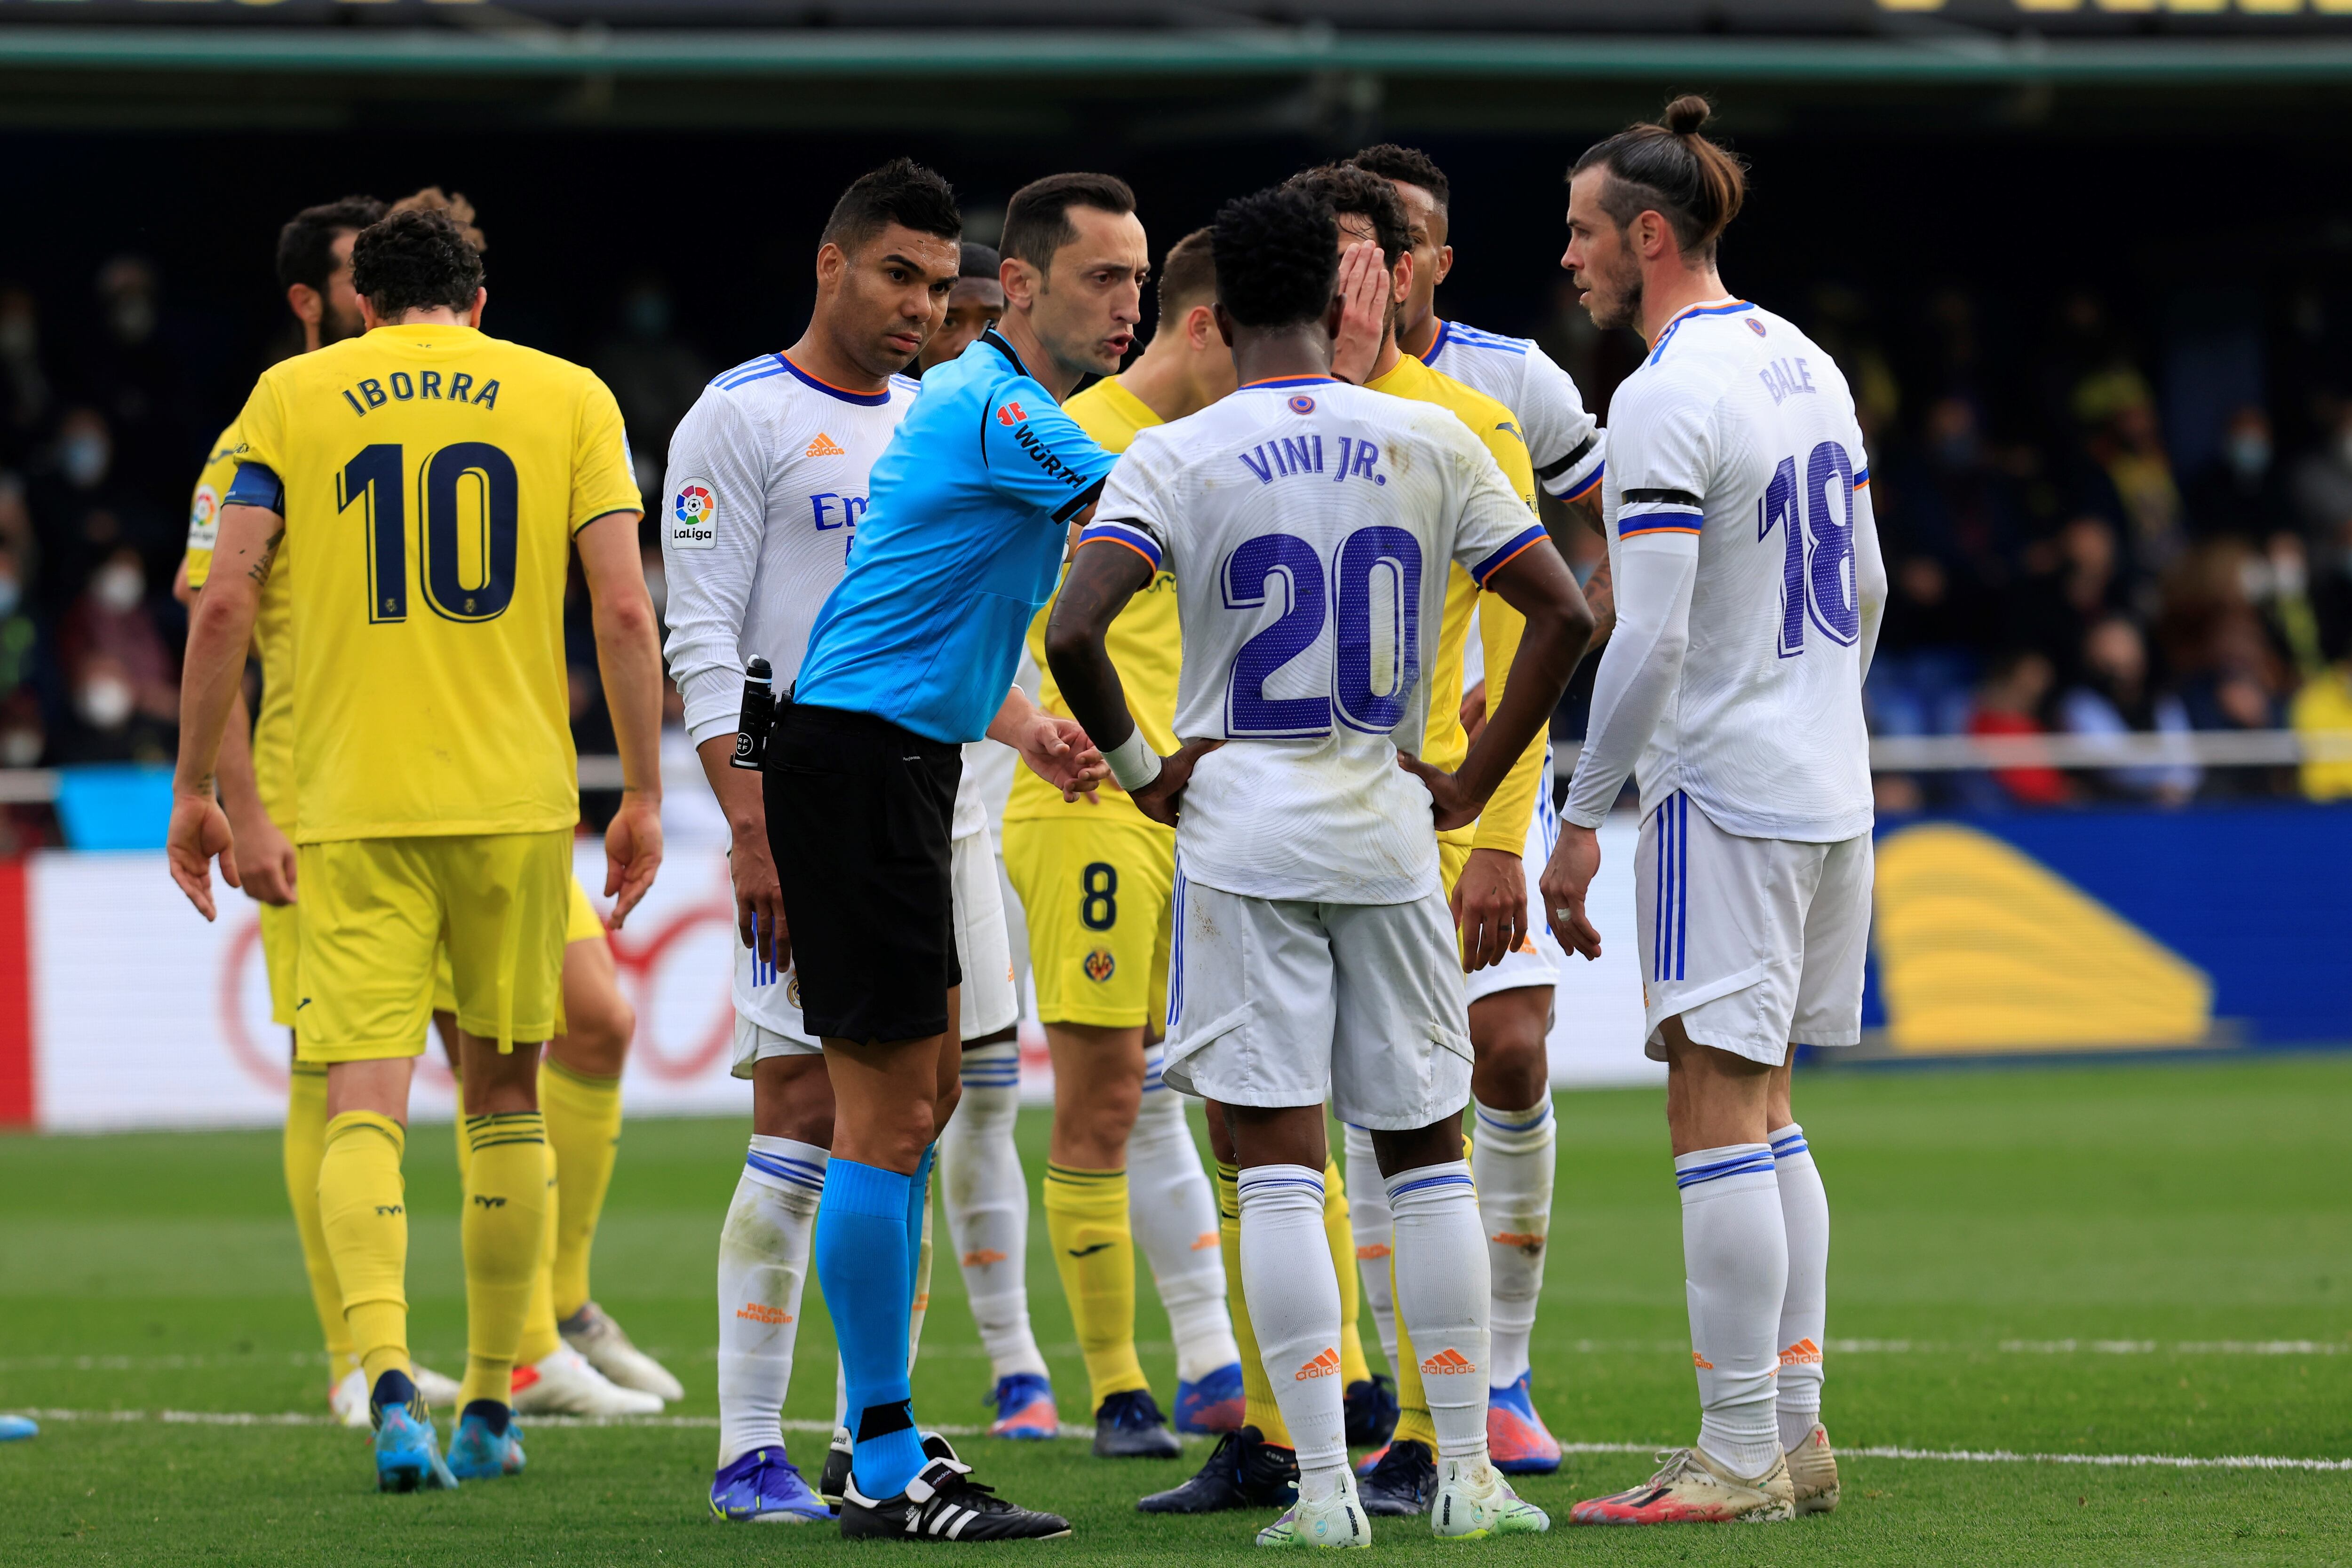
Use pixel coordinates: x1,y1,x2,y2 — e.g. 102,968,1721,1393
186,420,300,832
1366,352,1548,857
227,324,641,844
1005,376,1184,827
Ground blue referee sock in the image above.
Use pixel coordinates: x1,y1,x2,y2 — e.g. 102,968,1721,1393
815,1157,924,1500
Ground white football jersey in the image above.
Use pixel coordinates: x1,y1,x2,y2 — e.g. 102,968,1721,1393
1088,375,1542,905
1422,319,1606,501
1597,300,1879,842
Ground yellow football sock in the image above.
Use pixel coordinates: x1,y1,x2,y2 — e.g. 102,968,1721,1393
318,1110,410,1389
284,1065,358,1383
1389,1252,1438,1452
515,1142,563,1368
1323,1157,1372,1388
458,1111,550,1411
1218,1159,1292,1449
1042,1163,1147,1412
540,1058,623,1323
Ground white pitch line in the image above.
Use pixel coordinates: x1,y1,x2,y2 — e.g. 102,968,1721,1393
11,1410,2345,1470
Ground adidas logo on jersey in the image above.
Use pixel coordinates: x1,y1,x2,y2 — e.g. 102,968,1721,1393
1421,1348,1477,1376
1295,1348,1342,1381
805,432,845,457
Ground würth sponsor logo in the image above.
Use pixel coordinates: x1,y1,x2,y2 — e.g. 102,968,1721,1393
736,1302,792,1324
1780,1337,1822,1367
1421,1348,1477,1376
1294,1348,1342,1382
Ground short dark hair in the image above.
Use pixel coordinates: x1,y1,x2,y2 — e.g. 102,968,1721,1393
276,195,386,295
1570,95,1748,264
958,241,1002,280
1154,227,1216,325
1211,186,1336,331
350,207,483,318
1284,164,1409,273
1000,173,1136,275
819,158,961,255
1348,143,1449,211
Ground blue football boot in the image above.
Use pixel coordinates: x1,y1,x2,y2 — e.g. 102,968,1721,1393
445,1401,526,1481
369,1371,458,1494
1173,1360,1244,1435
711,1446,831,1522
987,1370,1059,1440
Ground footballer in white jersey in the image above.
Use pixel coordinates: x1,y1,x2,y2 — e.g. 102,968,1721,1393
663,352,1016,1066
1422,321,1605,506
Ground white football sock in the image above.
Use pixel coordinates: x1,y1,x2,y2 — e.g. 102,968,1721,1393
1677,1142,1788,1480
1770,1122,1828,1451
716,1135,825,1467
938,1042,1048,1380
1238,1164,1348,1486
1341,1122,1398,1370
1126,1052,1237,1383
1386,1161,1492,1465
1471,1092,1556,1387
909,1168,935,1364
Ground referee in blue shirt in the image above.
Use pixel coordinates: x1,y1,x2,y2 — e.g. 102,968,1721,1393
771,173,1144,1541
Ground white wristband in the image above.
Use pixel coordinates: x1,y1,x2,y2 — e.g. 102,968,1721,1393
1104,728,1163,792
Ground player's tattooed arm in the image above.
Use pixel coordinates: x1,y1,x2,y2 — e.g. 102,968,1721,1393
169,501,278,920
244,523,284,586
1580,550,1616,648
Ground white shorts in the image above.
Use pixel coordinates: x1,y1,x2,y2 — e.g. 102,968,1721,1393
731,823,1020,1077
1636,791,1872,1067
1462,756,1566,1008
1161,865,1472,1131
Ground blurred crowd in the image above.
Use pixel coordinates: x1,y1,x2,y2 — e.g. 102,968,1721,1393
1,255,2349,854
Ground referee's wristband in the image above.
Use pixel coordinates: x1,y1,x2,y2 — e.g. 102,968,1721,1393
1104,729,1162,793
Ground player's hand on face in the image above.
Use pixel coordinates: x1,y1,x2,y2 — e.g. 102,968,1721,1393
728,814,788,971
166,795,238,922
1395,751,1482,832
1129,737,1224,827
1540,823,1605,960
1330,242,1389,385
230,809,298,907
604,793,665,930
1450,846,1526,973
1017,713,1107,804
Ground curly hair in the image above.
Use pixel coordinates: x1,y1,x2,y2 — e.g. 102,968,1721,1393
1284,163,1409,273
387,186,485,253
350,207,484,319
1210,185,1337,331
1347,143,1450,211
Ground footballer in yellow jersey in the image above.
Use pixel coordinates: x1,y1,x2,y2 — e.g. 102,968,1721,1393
170,205,666,1486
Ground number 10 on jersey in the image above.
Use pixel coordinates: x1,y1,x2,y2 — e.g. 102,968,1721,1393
341,441,521,624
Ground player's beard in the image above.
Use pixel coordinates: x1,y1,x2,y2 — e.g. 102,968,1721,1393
321,304,368,346
1585,253,1641,333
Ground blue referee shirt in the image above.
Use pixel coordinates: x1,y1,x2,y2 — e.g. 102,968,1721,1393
793,330,1116,744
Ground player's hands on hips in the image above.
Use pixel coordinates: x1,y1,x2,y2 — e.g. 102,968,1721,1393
167,793,238,921
1016,713,1107,803
1130,737,1224,827
730,812,788,972
1396,751,1484,832
604,791,664,930
229,807,298,907
1540,823,1605,960
1451,846,1526,973
1331,242,1389,385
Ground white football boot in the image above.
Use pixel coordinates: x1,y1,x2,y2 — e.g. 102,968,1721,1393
328,1368,374,1430
1430,1457,1551,1538
1785,1421,1840,1514
1569,1445,1795,1524
510,1346,664,1416
1256,1471,1374,1548
560,1301,686,1402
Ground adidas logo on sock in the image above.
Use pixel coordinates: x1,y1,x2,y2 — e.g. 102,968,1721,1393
961,1248,1008,1267
805,432,845,457
1294,1348,1342,1381
1355,1243,1392,1260
1420,1348,1476,1376
1779,1338,1822,1366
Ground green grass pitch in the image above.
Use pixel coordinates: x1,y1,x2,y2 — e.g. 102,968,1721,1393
3,1054,2348,1565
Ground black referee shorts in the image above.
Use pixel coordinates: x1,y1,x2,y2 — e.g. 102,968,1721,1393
764,699,963,1045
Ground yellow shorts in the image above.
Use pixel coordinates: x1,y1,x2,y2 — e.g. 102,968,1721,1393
433,876,602,1016
259,900,300,1029
294,829,572,1063
1002,809,1175,1030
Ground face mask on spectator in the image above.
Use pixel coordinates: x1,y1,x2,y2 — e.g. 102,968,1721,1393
0,726,39,767
2227,430,2270,479
77,674,133,730
61,432,108,488
93,561,143,613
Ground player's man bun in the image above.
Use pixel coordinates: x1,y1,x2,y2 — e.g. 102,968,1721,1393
350,206,484,319
1000,172,1136,276
1283,163,1409,274
1571,93,1749,264
1346,143,1450,211
1211,185,1337,331
820,158,962,254
275,195,387,296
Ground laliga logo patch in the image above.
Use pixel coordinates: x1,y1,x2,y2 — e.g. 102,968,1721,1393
1747,318,1767,338
1083,947,1117,983
671,479,717,549
189,484,221,547
1288,394,1316,415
